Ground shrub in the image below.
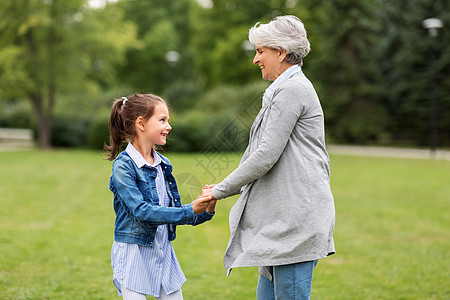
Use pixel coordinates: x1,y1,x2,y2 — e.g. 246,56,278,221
51,115,91,147
0,103,34,129
166,82,266,152
87,113,110,150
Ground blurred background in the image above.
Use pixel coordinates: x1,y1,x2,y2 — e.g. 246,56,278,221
0,0,448,152
1,2,449,298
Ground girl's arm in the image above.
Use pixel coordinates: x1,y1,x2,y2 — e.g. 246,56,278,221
186,209,215,226
111,160,211,226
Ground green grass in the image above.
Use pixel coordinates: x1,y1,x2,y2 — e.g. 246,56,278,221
0,150,448,299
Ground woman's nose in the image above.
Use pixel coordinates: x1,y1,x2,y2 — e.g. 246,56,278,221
253,53,259,64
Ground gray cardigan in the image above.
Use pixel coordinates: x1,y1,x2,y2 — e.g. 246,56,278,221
212,70,335,278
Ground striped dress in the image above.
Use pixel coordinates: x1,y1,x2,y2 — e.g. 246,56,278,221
111,144,186,297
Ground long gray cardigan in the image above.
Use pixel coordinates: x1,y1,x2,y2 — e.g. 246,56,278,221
212,70,335,278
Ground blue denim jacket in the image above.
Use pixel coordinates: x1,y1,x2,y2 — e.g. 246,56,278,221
109,150,213,246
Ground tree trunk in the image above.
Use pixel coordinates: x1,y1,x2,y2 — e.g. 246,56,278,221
31,94,52,150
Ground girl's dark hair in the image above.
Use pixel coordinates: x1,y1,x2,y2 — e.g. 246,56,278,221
104,93,166,161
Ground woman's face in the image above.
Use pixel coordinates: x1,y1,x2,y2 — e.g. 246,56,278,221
253,46,285,81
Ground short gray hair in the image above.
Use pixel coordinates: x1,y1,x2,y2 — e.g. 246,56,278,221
248,15,311,65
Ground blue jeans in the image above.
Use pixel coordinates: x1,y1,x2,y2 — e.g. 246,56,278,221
256,260,318,300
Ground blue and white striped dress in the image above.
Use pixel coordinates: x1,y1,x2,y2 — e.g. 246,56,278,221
111,144,186,297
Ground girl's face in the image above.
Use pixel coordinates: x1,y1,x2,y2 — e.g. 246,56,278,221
253,46,285,81
144,103,172,146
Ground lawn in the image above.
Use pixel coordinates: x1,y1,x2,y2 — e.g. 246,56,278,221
0,149,448,299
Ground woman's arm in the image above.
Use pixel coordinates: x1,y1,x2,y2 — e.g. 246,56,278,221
212,82,309,199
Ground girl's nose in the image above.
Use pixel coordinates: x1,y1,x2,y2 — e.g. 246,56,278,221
167,123,172,131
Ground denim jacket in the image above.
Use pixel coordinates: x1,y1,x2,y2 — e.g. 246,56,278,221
109,150,213,247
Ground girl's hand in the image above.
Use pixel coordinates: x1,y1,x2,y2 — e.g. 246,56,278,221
206,199,217,214
192,195,212,214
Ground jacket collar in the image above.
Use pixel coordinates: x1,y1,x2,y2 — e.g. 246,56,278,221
125,143,168,168
262,64,302,107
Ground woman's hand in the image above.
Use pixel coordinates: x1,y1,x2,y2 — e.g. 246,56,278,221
202,184,217,214
201,184,216,200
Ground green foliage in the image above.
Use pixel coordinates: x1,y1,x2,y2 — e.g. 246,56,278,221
167,82,267,152
0,150,448,298
189,0,298,88
0,102,34,129
328,100,392,145
164,80,201,112
210,26,261,86
0,46,33,98
0,0,137,148
119,19,178,93
0,0,449,148
303,0,386,144
117,0,192,93
50,115,91,147
167,110,213,152
378,0,450,146
87,112,110,150
47,112,109,149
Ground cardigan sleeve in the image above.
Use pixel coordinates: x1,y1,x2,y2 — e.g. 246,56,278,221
212,80,310,199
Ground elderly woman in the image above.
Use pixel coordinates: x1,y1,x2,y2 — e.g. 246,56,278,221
204,15,335,299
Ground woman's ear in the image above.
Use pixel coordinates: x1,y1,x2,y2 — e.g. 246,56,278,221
278,49,287,62
135,116,146,132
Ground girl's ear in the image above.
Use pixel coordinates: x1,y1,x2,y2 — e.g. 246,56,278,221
135,116,146,132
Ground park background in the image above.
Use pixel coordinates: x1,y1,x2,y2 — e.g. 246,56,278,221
0,0,449,299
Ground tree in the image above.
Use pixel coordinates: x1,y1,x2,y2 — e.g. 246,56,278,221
190,0,301,88
0,0,136,149
378,0,450,146
302,0,386,144
116,0,193,94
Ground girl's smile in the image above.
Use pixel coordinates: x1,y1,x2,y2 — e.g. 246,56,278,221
145,103,172,146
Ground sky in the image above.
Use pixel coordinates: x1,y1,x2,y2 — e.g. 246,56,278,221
88,0,118,9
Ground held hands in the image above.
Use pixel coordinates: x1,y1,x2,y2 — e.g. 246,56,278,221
201,185,216,200
203,185,217,214
191,184,217,214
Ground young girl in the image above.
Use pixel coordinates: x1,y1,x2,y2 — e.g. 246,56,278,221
105,93,215,300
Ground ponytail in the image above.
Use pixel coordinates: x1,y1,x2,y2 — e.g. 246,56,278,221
104,99,127,161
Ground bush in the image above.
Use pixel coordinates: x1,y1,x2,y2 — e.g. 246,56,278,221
328,101,391,145
166,82,266,152
0,103,34,129
51,115,91,147
164,80,200,113
167,111,210,152
87,112,110,150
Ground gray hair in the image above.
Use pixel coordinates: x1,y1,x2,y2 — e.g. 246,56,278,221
248,15,310,65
